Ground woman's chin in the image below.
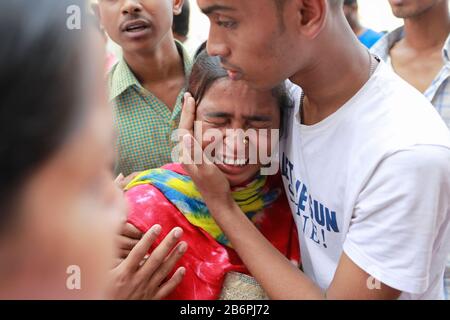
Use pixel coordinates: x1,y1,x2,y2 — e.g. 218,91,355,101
217,164,260,187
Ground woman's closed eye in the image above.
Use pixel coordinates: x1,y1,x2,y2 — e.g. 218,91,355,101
204,117,230,127
247,120,273,129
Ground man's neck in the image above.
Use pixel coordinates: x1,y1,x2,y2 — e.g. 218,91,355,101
403,2,450,50
290,24,371,125
123,34,184,85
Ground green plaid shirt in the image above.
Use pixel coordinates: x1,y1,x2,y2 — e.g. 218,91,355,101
109,42,192,176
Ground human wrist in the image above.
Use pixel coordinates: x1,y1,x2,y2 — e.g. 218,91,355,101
203,191,236,215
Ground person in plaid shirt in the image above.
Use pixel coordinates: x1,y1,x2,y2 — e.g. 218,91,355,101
371,0,450,299
371,0,450,129
94,0,191,181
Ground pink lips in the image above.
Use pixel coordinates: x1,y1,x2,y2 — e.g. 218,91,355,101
227,69,242,81
121,19,151,39
216,163,248,176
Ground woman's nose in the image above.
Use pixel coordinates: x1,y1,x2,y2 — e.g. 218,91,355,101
223,130,250,157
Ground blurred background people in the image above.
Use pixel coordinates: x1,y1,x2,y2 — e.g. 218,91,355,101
0,0,186,299
372,0,450,129
372,0,450,300
344,0,385,48
94,0,192,183
173,1,190,43
0,0,121,299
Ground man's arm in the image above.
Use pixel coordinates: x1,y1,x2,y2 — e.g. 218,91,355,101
202,186,400,300
179,93,399,299
178,93,449,300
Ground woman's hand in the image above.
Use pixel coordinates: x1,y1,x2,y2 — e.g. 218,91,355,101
107,225,187,300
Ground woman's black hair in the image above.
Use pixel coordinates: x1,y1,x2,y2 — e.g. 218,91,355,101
187,50,293,135
0,0,91,226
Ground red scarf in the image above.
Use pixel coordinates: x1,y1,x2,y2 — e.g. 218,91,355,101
126,163,300,300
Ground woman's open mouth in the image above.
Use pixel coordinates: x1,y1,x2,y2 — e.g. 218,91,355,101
215,155,249,166
214,155,250,175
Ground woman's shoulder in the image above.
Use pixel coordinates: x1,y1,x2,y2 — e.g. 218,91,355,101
125,183,182,233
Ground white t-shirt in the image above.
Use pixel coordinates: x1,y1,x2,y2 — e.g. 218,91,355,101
280,61,450,299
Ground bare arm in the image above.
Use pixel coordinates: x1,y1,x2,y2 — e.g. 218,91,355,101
201,183,400,300
179,94,400,300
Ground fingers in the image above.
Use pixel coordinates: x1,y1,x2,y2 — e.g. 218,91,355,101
181,135,198,178
122,171,141,189
114,173,126,190
112,258,125,269
138,227,184,280
152,267,186,300
115,173,124,184
118,249,132,260
117,234,140,250
178,93,196,134
181,134,214,178
122,222,143,240
123,224,162,271
115,172,142,190
147,241,187,289
115,223,142,260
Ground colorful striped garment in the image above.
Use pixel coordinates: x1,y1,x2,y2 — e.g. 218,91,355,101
125,163,300,300
125,166,281,247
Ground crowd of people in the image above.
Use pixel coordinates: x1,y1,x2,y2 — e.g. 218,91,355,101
0,0,449,300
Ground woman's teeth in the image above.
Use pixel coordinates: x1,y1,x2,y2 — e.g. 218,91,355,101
216,156,247,166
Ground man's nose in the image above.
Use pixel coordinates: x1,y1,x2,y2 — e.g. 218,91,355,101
206,30,231,58
121,0,142,15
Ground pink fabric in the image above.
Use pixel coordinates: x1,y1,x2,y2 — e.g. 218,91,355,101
126,164,300,300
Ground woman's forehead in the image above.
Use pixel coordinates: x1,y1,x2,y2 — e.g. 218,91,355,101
198,79,278,115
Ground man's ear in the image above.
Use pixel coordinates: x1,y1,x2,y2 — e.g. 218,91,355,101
173,0,185,16
293,0,328,39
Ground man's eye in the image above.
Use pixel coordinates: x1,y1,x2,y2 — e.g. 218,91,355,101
217,20,236,29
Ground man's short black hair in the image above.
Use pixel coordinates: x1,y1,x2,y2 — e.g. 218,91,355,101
173,1,190,38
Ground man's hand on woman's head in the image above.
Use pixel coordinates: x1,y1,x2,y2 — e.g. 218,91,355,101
179,92,196,136
107,224,187,300
178,93,232,206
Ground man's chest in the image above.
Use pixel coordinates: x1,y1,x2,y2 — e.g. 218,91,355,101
390,45,443,93
280,139,349,244
142,77,185,112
